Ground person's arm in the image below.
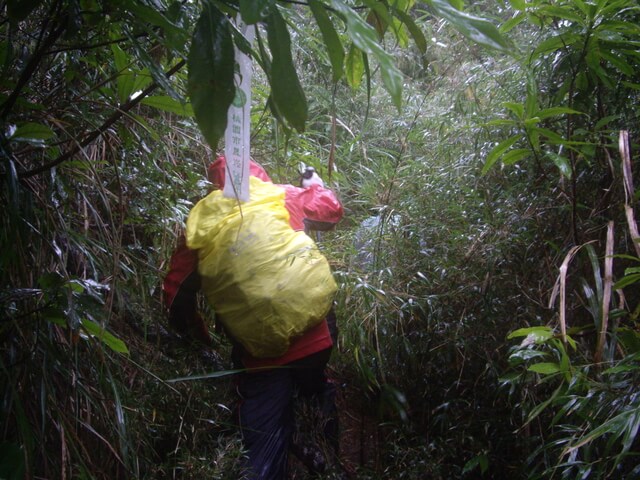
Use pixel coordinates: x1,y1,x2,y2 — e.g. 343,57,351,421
163,236,211,346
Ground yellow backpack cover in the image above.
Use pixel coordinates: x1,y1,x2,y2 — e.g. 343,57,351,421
185,177,337,358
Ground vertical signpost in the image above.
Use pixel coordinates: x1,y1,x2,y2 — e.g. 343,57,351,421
224,16,254,202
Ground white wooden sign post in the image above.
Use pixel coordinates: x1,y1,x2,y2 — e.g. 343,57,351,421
224,17,254,202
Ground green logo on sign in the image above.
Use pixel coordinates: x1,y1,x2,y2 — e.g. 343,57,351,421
232,88,247,108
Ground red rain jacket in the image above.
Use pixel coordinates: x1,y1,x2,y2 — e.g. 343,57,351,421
163,157,343,368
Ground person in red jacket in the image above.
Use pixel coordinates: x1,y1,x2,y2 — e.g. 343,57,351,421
163,156,344,479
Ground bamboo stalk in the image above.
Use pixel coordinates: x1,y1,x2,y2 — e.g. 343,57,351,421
620,130,640,257
549,242,597,344
595,221,614,365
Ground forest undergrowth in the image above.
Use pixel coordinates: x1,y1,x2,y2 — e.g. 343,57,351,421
2,1,640,479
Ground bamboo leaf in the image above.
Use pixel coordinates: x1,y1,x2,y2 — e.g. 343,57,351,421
482,135,519,174
168,369,245,382
331,0,403,109
613,273,640,290
525,384,563,425
81,318,129,354
528,362,561,374
563,407,640,456
364,0,392,38
187,2,235,150
310,0,345,82
393,7,428,53
425,0,512,53
124,25,181,100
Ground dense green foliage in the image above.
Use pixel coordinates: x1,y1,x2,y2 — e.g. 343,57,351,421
1,0,640,478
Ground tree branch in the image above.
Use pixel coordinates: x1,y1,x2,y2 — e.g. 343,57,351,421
0,10,67,119
18,59,186,179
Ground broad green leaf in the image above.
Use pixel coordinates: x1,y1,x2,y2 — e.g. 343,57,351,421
188,3,235,150
426,0,512,53
508,326,555,342
141,95,193,116
11,122,55,141
534,127,565,143
503,101,524,119
392,7,427,53
501,148,530,165
536,5,584,24
240,0,272,24
266,6,308,132
81,318,129,354
528,362,561,374
585,44,614,89
547,152,573,178
507,0,526,10
524,117,541,128
599,49,635,76
594,114,620,130
536,106,584,120
111,42,138,102
116,72,137,104
331,0,403,109
111,43,129,73
7,0,42,22
482,135,519,174
509,349,548,365
500,13,526,34
345,44,365,90
310,0,345,82
524,81,538,118
532,33,581,58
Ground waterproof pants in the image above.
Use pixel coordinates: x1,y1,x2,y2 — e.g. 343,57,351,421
237,347,336,480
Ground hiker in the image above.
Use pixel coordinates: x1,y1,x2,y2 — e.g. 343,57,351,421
163,156,344,479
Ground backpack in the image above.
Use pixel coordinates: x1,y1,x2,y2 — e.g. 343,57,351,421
185,176,337,358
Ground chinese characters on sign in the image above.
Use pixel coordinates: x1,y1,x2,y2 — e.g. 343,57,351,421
224,16,254,202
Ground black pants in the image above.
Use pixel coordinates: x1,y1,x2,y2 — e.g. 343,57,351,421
237,347,336,479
